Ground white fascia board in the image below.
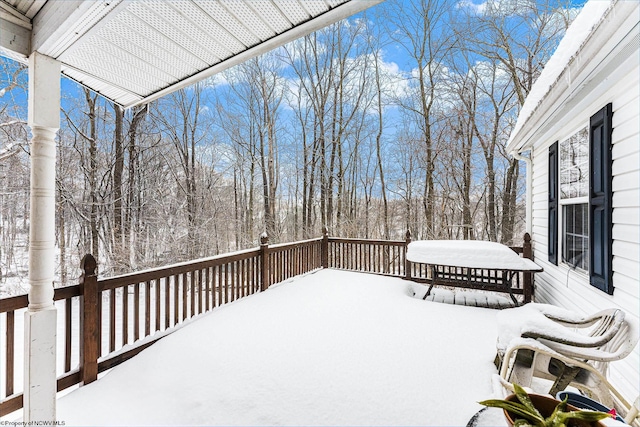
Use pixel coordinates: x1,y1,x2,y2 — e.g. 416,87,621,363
124,0,384,109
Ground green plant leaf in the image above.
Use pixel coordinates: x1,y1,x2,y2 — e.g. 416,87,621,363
545,396,568,427
478,384,611,427
478,399,544,425
558,410,612,422
514,419,535,427
514,384,543,418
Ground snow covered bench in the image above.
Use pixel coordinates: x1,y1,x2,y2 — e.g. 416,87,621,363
406,238,542,305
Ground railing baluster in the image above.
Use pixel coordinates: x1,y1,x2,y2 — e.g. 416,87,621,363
165,276,171,330
231,261,237,300
243,259,248,297
155,278,161,332
238,261,243,298
122,285,129,346
286,248,290,280
224,264,230,303
288,248,292,279
253,256,258,294
237,260,241,299
65,299,72,371
182,273,188,321
173,275,179,327
5,310,14,396
205,268,210,311
134,282,140,341
97,289,102,357
145,280,151,337
109,288,116,352
217,265,222,305
190,271,195,318
229,262,235,302
199,269,204,314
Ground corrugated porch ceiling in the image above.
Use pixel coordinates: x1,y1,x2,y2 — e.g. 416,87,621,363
0,0,382,108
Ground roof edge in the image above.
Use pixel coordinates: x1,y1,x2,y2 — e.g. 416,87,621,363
506,0,619,154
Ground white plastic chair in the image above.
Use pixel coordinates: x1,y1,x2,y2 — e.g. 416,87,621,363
499,308,638,414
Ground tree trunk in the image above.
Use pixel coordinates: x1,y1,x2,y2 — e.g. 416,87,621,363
113,103,125,265
84,88,99,259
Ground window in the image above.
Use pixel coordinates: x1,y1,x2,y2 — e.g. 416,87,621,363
562,203,588,270
547,104,613,294
559,126,589,271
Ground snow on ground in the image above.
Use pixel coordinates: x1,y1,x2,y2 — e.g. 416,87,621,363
55,269,502,426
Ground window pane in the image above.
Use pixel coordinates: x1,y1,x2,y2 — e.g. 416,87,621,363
560,127,589,199
562,203,589,271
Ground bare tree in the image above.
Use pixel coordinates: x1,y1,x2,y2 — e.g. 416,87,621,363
152,84,208,258
385,0,455,238
456,0,576,242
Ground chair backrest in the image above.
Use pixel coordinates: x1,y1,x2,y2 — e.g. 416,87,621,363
585,309,625,347
530,309,637,368
592,310,639,374
595,313,639,367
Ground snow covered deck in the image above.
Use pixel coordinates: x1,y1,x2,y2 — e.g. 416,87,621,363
53,269,503,426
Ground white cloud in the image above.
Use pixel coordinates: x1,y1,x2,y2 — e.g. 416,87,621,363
456,0,487,15
457,0,537,17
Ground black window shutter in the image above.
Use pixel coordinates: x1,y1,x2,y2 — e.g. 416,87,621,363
548,141,558,265
589,103,613,294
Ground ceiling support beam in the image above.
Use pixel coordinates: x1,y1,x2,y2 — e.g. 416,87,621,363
24,51,61,423
0,13,30,58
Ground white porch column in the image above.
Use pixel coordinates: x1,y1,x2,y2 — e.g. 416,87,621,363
24,52,60,422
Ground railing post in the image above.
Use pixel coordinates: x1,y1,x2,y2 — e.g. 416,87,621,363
79,254,99,385
405,230,412,280
523,233,533,303
321,226,329,269
260,233,269,291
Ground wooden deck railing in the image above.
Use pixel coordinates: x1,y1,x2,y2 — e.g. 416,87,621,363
0,231,532,416
326,232,410,276
0,235,323,416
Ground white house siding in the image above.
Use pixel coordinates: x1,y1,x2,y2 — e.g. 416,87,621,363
526,7,639,406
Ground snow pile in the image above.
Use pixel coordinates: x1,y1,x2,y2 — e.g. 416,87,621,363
508,0,614,147
407,240,541,271
55,269,500,426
